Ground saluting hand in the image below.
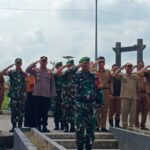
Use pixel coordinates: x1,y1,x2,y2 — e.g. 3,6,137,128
9,64,15,68
34,60,40,64
146,65,150,68
121,64,126,70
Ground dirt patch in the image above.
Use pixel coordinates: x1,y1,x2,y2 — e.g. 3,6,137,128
24,131,48,150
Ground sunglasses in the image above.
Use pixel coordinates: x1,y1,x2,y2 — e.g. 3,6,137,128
99,61,105,63
41,59,47,62
126,65,132,67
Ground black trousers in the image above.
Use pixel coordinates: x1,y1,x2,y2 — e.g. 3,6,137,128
24,93,37,128
34,96,50,127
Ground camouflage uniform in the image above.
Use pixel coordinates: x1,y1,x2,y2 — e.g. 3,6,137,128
75,57,99,150
75,70,98,149
61,64,77,132
52,73,63,130
8,70,26,128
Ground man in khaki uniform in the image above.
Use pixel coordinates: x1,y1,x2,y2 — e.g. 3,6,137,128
138,65,150,129
109,64,121,127
92,56,111,132
133,61,148,130
113,63,138,128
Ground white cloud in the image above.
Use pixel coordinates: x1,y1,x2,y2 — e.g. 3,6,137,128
0,0,149,70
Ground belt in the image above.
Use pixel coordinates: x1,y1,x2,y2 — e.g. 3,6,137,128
102,88,110,90
140,91,146,93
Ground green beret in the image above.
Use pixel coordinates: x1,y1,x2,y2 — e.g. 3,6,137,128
79,57,90,63
55,62,62,68
66,59,74,65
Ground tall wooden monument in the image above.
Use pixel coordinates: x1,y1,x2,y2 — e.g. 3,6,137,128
113,39,146,67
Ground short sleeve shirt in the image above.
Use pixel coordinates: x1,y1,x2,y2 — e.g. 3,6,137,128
120,73,138,100
144,72,150,94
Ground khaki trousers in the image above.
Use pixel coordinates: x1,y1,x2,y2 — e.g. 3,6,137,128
109,96,121,120
135,93,148,128
121,98,136,128
97,89,110,129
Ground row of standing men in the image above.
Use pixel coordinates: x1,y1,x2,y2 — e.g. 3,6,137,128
52,57,150,132
0,56,150,150
0,56,103,150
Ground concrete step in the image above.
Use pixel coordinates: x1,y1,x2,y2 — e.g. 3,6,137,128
46,132,114,139
53,139,118,149
0,132,13,149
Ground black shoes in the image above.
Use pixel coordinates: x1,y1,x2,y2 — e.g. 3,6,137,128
54,127,59,130
70,123,75,132
64,123,69,132
101,128,109,132
37,125,42,132
9,128,14,132
115,119,120,128
140,127,149,130
77,144,83,150
42,126,50,133
109,119,114,127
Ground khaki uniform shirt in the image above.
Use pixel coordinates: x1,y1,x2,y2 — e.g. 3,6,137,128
120,73,138,100
96,69,111,89
144,72,150,94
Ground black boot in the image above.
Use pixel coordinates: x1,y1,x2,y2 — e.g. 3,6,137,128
115,119,120,127
109,119,114,127
42,126,50,133
77,144,83,150
9,123,16,132
64,123,69,132
86,144,92,150
70,122,75,132
37,125,42,132
18,122,22,128
54,121,59,130
60,122,64,130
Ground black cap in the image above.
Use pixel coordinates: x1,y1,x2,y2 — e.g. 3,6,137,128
55,62,62,68
97,56,105,62
40,56,47,61
15,58,22,64
66,59,74,65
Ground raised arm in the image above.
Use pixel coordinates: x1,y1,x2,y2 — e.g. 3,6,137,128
113,64,125,78
137,65,150,75
56,64,70,75
2,64,14,75
132,64,139,71
90,60,99,69
26,60,40,75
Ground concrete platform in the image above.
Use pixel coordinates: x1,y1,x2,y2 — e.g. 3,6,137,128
54,139,118,149
46,132,114,139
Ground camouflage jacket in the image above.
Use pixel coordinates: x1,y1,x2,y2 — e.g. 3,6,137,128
75,71,97,105
54,73,62,95
61,67,78,103
8,69,26,98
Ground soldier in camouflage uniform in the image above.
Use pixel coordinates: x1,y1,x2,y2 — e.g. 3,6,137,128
52,62,64,130
75,57,102,150
2,58,27,132
57,59,77,132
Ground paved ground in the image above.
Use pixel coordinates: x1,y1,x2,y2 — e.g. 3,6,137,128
0,112,150,132
0,114,55,132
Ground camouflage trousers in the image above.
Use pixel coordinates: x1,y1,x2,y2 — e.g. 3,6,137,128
75,105,96,146
63,103,75,124
52,98,63,123
10,96,25,124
